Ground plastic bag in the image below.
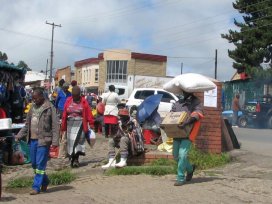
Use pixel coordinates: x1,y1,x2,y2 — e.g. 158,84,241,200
85,129,96,148
12,140,31,164
49,146,59,158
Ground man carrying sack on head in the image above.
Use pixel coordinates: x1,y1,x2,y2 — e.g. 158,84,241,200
171,90,204,186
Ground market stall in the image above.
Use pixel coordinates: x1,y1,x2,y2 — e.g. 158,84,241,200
0,61,27,165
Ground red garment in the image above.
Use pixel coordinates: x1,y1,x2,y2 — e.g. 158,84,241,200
189,111,204,143
67,102,83,118
143,129,157,144
96,102,105,115
104,115,118,124
0,108,7,119
61,96,94,133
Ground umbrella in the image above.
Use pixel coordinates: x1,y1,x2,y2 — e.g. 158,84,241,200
136,94,162,123
163,73,216,94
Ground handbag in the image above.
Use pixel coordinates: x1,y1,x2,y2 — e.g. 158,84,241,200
58,132,67,158
129,128,145,156
49,146,59,158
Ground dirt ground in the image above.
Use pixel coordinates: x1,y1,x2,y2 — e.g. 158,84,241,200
1,136,272,204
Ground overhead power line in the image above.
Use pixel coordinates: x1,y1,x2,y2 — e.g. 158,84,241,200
63,0,179,24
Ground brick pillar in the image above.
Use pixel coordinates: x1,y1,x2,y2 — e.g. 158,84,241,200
194,81,222,153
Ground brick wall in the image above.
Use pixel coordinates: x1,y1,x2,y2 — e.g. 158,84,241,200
75,67,82,86
56,66,71,84
194,81,222,153
128,81,223,165
132,59,166,76
98,61,106,93
98,57,166,93
127,149,174,166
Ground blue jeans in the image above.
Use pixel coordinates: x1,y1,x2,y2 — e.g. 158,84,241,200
173,139,193,182
29,139,50,192
232,110,238,126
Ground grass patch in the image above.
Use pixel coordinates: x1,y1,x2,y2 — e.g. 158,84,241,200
189,145,231,170
105,166,175,176
150,158,176,166
106,145,230,176
49,170,76,185
7,176,33,189
6,170,76,189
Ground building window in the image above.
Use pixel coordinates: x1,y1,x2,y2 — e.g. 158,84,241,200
106,60,127,83
95,69,99,82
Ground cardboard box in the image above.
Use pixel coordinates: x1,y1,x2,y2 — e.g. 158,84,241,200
161,112,193,138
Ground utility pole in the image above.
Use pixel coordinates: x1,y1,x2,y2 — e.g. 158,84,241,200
45,58,48,80
214,49,218,79
46,21,61,93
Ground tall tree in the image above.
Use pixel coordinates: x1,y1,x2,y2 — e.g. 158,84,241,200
221,0,272,79
17,60,31,71
0,51,8,61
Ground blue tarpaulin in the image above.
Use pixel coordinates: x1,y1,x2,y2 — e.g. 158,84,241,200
0,61,26,73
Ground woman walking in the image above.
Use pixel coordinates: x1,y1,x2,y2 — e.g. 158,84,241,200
61,86,94,168
102,85,121,137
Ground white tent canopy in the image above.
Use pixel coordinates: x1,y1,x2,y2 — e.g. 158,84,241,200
24,71,46,83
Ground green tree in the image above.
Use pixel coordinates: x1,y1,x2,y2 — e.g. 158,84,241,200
0,51,8,61
221,0,272,80
17,60,31,71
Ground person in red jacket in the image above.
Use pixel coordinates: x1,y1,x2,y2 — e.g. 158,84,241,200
61,86,94,168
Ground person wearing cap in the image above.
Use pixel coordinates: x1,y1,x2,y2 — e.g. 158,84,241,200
102,108,130,169
55,82,71,118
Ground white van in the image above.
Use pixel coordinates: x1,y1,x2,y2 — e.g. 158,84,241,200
126,88,179,113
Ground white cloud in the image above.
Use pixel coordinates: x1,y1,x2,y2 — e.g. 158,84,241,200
0,0,240,81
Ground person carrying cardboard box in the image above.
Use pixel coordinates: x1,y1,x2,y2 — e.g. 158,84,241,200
171,91,204,186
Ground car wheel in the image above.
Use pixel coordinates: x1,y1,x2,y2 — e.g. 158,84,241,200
267,116,272,129
238,116,247,128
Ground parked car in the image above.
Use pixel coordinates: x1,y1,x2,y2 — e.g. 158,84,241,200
241,95,272,128
222,110,243,126
126,88,179,113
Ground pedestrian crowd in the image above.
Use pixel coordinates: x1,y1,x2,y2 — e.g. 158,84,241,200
13,80,205,195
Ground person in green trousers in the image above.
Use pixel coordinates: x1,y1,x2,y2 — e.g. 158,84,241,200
171,91,203,186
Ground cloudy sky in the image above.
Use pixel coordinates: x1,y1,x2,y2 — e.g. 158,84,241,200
0,0,241,81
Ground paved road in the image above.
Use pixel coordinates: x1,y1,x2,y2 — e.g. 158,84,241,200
1,132,272,204
233,127,272,157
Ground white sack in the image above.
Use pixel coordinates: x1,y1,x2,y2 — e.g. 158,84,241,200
163,79,182,94
163,73,216,93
